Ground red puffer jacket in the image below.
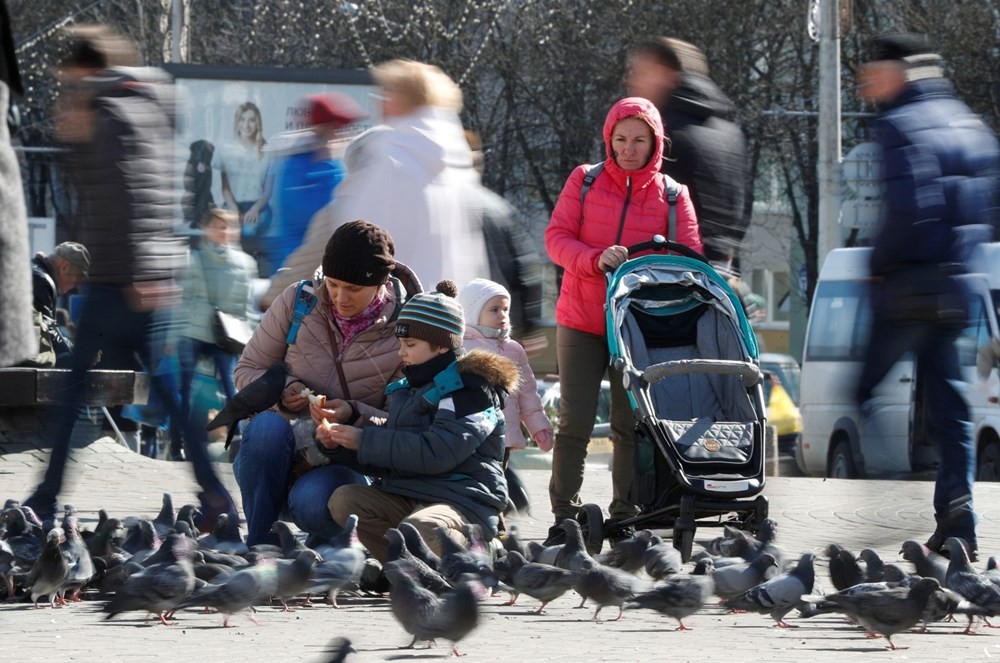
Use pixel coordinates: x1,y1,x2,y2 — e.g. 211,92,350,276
545,97,703,336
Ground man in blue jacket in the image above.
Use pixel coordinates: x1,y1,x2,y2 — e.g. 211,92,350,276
855,33,1000,559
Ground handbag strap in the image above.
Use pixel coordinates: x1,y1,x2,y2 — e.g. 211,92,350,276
326,320,352,401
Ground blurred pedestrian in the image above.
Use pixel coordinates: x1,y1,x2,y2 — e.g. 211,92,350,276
234,220,420,547
25,242,90,367
855,33,1000,559
23,25,236,529
268,92,367,275
174,208,256,434
0,0,35,368
543,97,702,546
464,130,545,341
215,101,273,276
263,59,486,308
626,37,748,268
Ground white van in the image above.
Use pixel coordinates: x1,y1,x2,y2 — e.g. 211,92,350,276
797,244,1000,479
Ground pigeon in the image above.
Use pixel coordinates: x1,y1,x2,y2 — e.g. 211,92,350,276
0,538,15,598
191,551,236,584
86,517,124,559
985,556,1000,587
385,528,452,594
60,516,95,601
269,521,310,558
103,537,197,625
152,493,176,538
527,541,561,566
943,536,1000,633
272,549,321,610
399,521,441,571
724,552,815,627
500,525,531,561
324,637,357,663
642,536,683,580
435,527,493,584
899,539,948,585
384,561,479,656
625,560,715,630
859,548,886,583
122,517,161,562
505,550,579,613
553,519,597,573
825,543,862,591
25,528,70,608
206,361,288,449
308,546,366,608
175,504,200,535
810,577,945,649
711,553,778,601
198,513,247,556
576,564,651,621
599,529,654,574
177,561,280,627
504,466,532,516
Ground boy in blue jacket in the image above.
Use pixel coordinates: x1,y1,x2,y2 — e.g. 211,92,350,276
319,280,518,562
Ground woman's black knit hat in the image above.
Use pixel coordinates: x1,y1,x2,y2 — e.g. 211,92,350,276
322,220,395,286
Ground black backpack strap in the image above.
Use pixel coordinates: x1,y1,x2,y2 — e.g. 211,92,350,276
579,162,605,207
664,175,681,243
285,280,318,345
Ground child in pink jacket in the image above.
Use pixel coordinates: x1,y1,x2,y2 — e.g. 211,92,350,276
459,278,553,466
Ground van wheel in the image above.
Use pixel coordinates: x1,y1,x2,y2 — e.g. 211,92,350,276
977,441,1000,482
828,440,857,479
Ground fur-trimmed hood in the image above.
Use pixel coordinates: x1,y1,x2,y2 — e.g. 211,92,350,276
458,348,520,395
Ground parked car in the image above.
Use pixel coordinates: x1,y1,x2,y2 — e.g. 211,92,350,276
759,353,803,458
797,244,1000,480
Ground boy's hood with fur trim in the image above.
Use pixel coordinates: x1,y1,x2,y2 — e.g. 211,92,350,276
458,348,520,394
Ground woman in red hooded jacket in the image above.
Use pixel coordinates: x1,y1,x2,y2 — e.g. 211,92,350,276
543,97,702,545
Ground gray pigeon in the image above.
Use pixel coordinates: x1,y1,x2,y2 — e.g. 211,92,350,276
177,561,280,627
0,538,15,598
198,513,247,556
207,361,288,449
153,493,176,538
270,521,309,558
399,522,441,571
122,517,161,563
712,553,778,601
308,545,366,608
577,564,652,621
859,548,887,583
825,543,861,591
272,549,321,610
943,536,1000,633
725,552,815,627
554,519,597,573
527,541,561,566
599,529,654,574
385,560,480,655
812,577,945,649
86,517,124,559
175,504,200,536
25,528,69,608
103,537,197,625
60,516,95,602
435,527,492,584
625,561,715,630
506,550,579,614
385,528,452,594
899,539,948,585
501,525,531,561
324,637,357,663
643,536,683,580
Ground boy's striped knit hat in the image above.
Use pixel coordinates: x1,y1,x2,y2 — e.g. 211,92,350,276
394,279,464,350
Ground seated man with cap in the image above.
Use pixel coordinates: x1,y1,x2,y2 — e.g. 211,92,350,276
26,242,91,367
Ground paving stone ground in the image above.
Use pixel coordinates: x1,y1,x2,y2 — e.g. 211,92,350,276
3,438,1000,663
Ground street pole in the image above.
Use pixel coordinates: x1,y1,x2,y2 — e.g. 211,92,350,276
171,0,183,62
817,0,841,271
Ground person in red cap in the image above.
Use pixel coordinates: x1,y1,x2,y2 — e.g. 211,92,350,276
268,92,367,273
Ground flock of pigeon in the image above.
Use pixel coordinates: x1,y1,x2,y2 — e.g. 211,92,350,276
2,492,1000,655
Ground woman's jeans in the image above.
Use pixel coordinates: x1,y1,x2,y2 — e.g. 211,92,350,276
233,411,368,546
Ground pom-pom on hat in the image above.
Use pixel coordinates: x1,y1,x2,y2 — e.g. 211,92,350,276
322,220,395,286
458,278,510,328
395,280,465,350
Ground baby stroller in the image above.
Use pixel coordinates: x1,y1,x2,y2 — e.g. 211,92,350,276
579,236,768,562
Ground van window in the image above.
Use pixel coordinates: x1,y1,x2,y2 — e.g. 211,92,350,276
958,296,989,367
805,280,871,361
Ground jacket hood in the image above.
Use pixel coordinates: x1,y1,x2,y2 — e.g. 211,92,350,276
85,66,177,129
358,106,474,177
602,97,664,191
458,349,520,395
666,73,737,121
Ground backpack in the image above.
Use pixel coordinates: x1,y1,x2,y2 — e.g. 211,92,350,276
579,161,682,242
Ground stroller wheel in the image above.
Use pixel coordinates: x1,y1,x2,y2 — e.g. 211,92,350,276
672,526,695,563
578,503,606,556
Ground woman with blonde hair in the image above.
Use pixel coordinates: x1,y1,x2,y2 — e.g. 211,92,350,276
214,100,274,275
262,59,487,307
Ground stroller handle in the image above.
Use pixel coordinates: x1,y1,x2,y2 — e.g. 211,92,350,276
625,235,710,264
643,359,762,386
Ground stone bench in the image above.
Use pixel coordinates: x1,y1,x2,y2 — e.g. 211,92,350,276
0,368,149,453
